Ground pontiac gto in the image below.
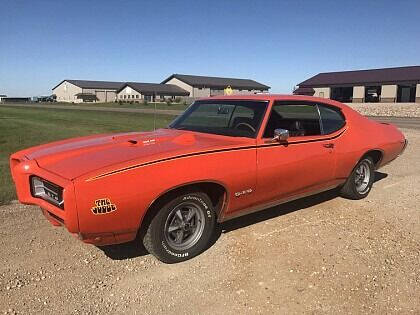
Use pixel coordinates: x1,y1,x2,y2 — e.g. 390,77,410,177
10,95,407,263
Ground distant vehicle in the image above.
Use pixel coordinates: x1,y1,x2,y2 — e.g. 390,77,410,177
34,95,56,102
10,95,407,263
365,89,380,102
367,90,378,98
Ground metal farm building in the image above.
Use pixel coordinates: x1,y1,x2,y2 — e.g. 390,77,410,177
294,66,420,103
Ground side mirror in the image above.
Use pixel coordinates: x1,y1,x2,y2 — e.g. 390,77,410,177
273,128,289,142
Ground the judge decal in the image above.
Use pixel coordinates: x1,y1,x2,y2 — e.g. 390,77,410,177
91,198,117,215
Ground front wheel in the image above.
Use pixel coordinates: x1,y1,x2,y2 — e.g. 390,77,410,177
142,191,216,263
340,157,375,200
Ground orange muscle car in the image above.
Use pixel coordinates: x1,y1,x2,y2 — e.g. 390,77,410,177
10,95,407,263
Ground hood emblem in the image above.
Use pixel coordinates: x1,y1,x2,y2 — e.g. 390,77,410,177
143,139,156,145
91,198,117,215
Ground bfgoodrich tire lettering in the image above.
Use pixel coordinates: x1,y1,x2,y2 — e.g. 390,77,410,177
143,191,216,263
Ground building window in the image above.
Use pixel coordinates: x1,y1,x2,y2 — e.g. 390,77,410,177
136,94,139,99
397,84,416,102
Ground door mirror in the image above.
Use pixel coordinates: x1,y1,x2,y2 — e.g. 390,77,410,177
273,128,289,142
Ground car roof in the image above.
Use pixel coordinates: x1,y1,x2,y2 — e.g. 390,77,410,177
198,94,347,110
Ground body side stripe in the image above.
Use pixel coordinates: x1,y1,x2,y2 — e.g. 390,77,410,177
86,128,346,182
86,145,256,182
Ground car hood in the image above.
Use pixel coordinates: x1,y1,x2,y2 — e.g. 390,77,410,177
24,129,254,180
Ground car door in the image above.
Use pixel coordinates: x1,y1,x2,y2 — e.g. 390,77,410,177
255,101,340,205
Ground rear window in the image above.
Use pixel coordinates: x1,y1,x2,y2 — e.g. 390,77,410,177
318,105,345,134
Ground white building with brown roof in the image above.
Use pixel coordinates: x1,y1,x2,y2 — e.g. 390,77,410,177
52,75,271,103
116,82,189,102
161,74,270,98
52,80,125,103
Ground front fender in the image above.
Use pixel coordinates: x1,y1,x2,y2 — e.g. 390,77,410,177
73,148,256,238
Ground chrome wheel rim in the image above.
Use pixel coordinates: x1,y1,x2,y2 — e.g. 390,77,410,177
164,202,205,251
355,161,371,194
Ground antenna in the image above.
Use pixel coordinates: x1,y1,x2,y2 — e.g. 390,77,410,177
153,99,157,131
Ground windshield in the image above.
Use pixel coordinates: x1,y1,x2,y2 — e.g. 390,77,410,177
169,100,268,138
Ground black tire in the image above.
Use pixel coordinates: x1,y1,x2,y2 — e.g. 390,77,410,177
340,156,375,200
143,191,216,263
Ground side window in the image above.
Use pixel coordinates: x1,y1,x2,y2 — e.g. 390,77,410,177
263,103,321,138
318,105,345,134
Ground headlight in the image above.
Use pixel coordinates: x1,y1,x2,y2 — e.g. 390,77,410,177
30,176,64,209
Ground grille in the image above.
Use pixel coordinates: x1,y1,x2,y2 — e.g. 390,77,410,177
30,176,64,209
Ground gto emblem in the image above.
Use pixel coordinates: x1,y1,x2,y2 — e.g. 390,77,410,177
91,198,117,215
235,188,253,197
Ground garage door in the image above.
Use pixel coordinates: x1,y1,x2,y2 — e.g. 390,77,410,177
95,91,106,102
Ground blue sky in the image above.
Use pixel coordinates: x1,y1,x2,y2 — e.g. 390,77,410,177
1,0,419,96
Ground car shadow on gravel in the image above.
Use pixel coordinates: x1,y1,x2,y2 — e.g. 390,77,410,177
221,171,388,234
97,171,388,260
220,188,340,234
98,240,149,260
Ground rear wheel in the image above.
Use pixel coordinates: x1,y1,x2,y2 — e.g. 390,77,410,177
143,191,216,263
340,157,375,200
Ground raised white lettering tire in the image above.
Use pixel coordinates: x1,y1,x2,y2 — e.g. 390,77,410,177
143,191,216,263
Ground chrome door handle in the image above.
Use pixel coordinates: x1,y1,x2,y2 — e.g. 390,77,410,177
323,143,334,148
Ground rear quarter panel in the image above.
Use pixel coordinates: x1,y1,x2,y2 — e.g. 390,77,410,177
335,105,405,178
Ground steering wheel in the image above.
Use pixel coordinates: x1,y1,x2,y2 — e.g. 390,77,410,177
235,122,256,133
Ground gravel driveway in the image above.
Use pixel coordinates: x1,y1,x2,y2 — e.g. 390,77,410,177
1,129,419,314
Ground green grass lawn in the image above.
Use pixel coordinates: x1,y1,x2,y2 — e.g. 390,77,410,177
51,101,190,111
0,106,175,205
